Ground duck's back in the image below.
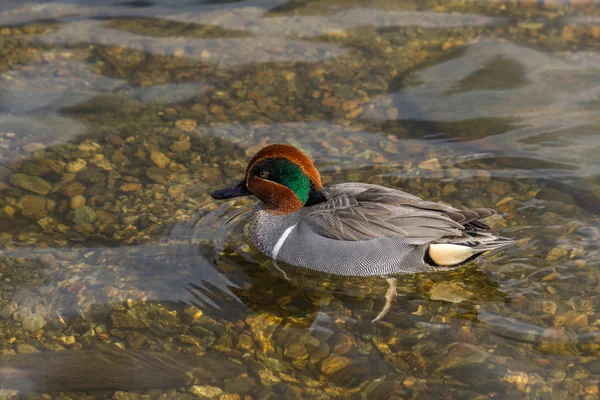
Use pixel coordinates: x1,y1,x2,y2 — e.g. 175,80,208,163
247,183,512,276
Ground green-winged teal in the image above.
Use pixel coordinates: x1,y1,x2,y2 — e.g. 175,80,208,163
211,144,513,320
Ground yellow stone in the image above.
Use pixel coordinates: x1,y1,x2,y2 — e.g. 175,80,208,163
546,246,569,261
320,354,352,375
419,158,442,171
174,119,197,132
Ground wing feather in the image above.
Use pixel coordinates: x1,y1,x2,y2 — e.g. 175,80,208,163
304,183,497,243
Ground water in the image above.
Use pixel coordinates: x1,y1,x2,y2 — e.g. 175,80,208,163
0,0,599,398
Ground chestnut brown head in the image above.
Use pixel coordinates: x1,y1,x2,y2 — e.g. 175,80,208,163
211,144,324,214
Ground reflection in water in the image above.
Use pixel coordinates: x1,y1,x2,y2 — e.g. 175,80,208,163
0,0,600,397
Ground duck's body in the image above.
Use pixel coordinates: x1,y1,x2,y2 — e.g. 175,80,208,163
212,144,513,277
246,182,512,276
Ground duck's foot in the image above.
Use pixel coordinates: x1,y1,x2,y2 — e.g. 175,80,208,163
372,277,397,322
271,259,290,281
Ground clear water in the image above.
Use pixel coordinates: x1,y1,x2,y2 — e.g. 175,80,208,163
0,0,600,398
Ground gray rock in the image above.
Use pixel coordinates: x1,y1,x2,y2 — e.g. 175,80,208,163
146,167,170,184
224,377,254,395
10,173,52,195
72,206,96,225
586,359,600,374
78,168,107,183
16,343,40,354
22,314,47,332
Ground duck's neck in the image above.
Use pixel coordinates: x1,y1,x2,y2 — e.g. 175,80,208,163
305,188,327,206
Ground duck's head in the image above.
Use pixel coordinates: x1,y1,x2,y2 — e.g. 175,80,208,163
211,144,325,215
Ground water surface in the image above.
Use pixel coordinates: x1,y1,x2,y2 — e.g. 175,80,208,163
1,0,600,398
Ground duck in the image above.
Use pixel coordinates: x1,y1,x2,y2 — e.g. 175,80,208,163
211,144,513,321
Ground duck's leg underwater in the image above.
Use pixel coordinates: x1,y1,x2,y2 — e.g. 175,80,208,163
271,259,290,281
372,277,397,322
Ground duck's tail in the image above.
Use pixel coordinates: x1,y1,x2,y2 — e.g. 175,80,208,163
427,235,514,267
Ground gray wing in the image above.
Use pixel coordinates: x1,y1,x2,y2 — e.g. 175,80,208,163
306,183,496,244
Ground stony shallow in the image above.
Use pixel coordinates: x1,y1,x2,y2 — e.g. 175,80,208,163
0,0,600,399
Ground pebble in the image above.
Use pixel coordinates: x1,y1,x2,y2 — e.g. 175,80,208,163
258,368,281,387
111,312,147,330
495,196,514,207
150,151,171,168
554,311,588,328
59,181,86,197
146,167,169,184
59,335,76,346
437,343,490,372
429,282,473,303
546,246,569,261
120,183,142,192
10,173,52,195
1,205,14,218
18,195,47,217
70,195,86,209
112,150,128,164
72,206,96,225
320,354,352,375
38,253,58,268
419,158,442,171
66,158,87,173
78,168,107,183
441,184,457,196
504,371,529,392
16,343,40,354
37,216,59,232
112,392,142,400
96,210,118,225
536,188,574,205
22,314,47,332
182,305,203,324
586,360,600,374
175,119,197,132
486,181,511,196
22,143,47,152
224,377,254,394
190,385,223,398
237,334,253,351
170,138,191,152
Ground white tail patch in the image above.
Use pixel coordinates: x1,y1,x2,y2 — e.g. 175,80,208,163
428,244,479,266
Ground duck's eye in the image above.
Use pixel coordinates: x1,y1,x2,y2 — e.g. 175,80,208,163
258,170,269,179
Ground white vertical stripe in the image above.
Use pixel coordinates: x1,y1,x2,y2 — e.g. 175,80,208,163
271,224,297,260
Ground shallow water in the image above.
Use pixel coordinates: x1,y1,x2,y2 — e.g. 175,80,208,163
0,0,600,398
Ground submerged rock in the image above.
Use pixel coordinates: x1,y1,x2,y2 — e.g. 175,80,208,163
69,195,86,209
429,282,474,303
437,343,490,372
190,385,223,398
321,354,352,375
18,195,47,217
16,344,40,354
10,174,52,195
22,314,47,332
72,206,96,225
150,151,171,168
